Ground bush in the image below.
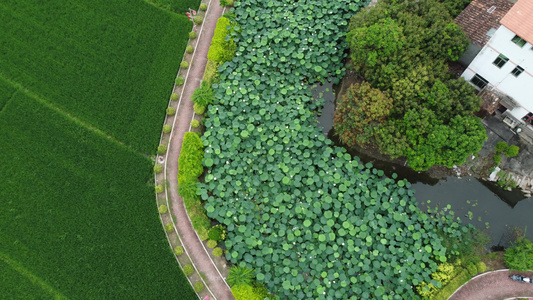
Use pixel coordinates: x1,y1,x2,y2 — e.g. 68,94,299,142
203,59,220,84
186,45,194,54
194,103,205,115
191,81,215,107
207,240,217,248
494,153,502,165
200,3,207,11
431,269,470,300
198,228,209,241
208,225,226,241
170,93,179,100
164,222,174,232
163,124,172,133
183,264,194,276
189,31,197,39
506,145,520,157
157,144,167,154
466,262,478,277
220,0,234,6
153,164,163,174
155,184,164,194
158,205,168,214
166,107,176,116
504,237,533,271
476,261,486,274
194,281,204,292
191,119,200,128
213,247,223,257
207,17,236,63
227,266,255,287
180,61,189,69
193,16,203,25
174,246,184,256
495,141,508,153
175,77,184,86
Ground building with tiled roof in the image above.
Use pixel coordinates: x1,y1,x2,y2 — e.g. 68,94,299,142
459,0,533,142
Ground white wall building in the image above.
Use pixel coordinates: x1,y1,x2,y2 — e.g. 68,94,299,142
459,0,533,132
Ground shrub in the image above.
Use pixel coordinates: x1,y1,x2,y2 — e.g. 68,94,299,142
158,205,168,214
504,237,533,271
208,225,226,241
189,31,197,39
153,164,163,174
198,227,209,241
170,92,179,100
174,246,184,256
164,223,174,232
203,59,220,84
476,261,486,273
191,119,200,128
466,262,478,276
207,240,217,248
163,124,172,133
191,81,215,107
431,269,470,300
186,45,194,54
506,145,520,157
226,0,234,6
227,266,255,287
155,184,164,194
193,16,203,25
200,3,207,11
157,144,167,154
194,281,204,292
180,61,189,69
166,107,176,116
183,264,194,276
207,17,236,63
175,77,184,86
213,247,223,257
495,141,508,153
194,103,206,115
494,153,502,165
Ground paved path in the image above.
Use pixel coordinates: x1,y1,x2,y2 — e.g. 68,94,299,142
449,270,533,300
165,2,234,299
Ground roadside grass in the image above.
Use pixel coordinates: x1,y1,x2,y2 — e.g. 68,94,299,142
0,0,191,153
0,83,196,298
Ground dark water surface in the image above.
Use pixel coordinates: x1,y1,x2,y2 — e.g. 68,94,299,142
314,81,533,246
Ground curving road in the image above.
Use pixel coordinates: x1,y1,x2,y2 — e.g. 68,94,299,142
449,270,533,300
164,1,234,299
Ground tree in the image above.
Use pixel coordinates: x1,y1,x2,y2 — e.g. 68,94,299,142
334,82,393,147
347,18,405,69
504,238,533,271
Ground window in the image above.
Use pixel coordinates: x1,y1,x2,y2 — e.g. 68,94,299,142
511,66,524,77
512,35,526,47
471,74,489,89
523,113,533,125
493,54,509,68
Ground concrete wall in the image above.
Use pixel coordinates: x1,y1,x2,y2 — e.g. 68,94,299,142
462,25,533,117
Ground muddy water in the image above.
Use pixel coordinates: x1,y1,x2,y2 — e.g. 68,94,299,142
314,81,533,246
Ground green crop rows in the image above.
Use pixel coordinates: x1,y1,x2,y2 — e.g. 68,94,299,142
0,0,191,153
201,0,473,299
0,0,196,298
0,90,196,299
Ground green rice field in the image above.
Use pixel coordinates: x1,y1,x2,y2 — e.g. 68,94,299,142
0,0,196,298
0,0,191,153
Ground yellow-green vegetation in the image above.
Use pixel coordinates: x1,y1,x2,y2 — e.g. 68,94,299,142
213,247,223,257
177,132,210,239
159,205,168,214
183,264,194,276
193,281,204,292
154,164,163,173
158,144,168,154
207,240,217,248
155,184,165,193
166,106,176,115
174,246,184,256
164,223,174,232
504,238,533,271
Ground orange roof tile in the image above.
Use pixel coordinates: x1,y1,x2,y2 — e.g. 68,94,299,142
500,0,533,45
455,0,514,47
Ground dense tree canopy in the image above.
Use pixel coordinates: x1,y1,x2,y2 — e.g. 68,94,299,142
340,0,486,171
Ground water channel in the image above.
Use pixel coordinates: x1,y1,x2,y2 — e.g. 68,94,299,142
312,81,533,247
